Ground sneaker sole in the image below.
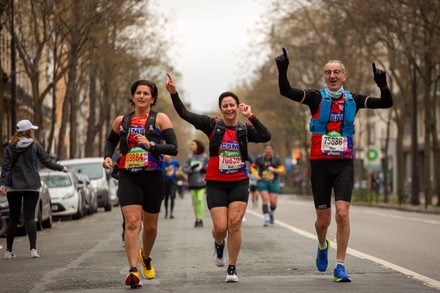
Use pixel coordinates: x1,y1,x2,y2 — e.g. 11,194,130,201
225,276,239,282
125,273,142,288
333,276,352,282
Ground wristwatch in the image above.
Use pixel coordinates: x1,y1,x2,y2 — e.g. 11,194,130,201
149,141,156,151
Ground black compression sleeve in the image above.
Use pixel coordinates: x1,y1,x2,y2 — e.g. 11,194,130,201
104,130,119,158
154,128,178,156
170,92,202,124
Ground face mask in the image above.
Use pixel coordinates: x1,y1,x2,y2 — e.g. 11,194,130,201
325,86,344,99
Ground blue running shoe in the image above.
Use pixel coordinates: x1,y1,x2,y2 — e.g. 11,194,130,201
333,264,351,282
316,239,329,272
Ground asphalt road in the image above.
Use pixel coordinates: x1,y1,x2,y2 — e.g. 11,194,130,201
0,193,439,292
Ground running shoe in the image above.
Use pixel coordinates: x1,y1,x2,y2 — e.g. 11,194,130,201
138,249,155,279
225,265,239,282
333,263,352,282
316,239,330,272
125,267,143,288
263,213,270,226
269,212,274,225
30,249,40,258
213,241,225,267
4,251,16,259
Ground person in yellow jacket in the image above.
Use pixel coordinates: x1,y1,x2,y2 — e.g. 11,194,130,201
251,143,285,226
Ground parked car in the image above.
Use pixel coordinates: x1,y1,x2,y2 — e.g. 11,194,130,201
0,181,53,233
58,158,112,212
39,169,87,220
76,172,98,214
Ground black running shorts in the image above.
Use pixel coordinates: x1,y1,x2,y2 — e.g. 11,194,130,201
118,169,165,213
310,159,354,209
206,179,249,210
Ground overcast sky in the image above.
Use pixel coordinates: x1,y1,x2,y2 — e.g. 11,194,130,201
153,0,268,113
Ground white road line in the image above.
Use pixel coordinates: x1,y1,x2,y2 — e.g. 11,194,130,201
246,209,440,290
361,210,440,225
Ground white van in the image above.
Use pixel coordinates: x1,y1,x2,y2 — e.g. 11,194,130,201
58,158,112,211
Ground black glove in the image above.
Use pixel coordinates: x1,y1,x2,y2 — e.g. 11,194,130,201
372,63,387,89
275,48,289,73
191,163,200,170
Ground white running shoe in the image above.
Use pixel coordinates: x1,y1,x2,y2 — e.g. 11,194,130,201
213,242,225,267
4,251,16,259
225,266,239,282
30,249,40,258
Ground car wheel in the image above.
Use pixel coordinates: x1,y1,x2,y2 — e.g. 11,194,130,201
104,197,112,212
72,197,83,220
81,196,87,218
42,207,53,229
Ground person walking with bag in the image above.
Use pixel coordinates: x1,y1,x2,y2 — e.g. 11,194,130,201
0,119,67,259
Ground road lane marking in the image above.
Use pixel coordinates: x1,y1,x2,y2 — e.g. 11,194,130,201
361,210,440,225
246,209,440,290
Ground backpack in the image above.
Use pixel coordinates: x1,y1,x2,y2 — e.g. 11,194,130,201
119,110,158,155
309,89,356,136
209,119,248,160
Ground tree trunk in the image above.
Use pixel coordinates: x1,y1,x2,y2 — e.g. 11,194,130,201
85,61,97,157
430,75,440,206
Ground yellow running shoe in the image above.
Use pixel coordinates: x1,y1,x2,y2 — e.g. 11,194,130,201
125,267,142,288
139,249,155,279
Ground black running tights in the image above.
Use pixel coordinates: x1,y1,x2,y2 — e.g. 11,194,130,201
6,191,39,251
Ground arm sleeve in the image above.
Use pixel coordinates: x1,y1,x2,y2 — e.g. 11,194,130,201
170,92,214,135
366,88,393,109
278,70,310,102
104,130,119,158
247,117,272,143
153,128,178,156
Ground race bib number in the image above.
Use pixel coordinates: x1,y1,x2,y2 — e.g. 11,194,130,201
262,170,275,181
165,167,174,176
125,146,149,168
321,133,348,156
219,150,242,174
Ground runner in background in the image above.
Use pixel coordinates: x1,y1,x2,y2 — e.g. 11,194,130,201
183,140,208,227
251,143,285,226
163,155,181,219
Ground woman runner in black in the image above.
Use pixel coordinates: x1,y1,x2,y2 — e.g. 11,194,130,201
103,79,178,288
165,73,271,282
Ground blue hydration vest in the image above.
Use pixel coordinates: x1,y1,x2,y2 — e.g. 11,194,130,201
309,89,356,136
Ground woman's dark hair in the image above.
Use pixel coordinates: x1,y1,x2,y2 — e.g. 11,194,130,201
218,91,239,108
193,139,205,154
130,79,158,106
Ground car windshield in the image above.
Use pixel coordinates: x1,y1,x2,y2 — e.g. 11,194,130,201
65,163,103,180
41,175,72,188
